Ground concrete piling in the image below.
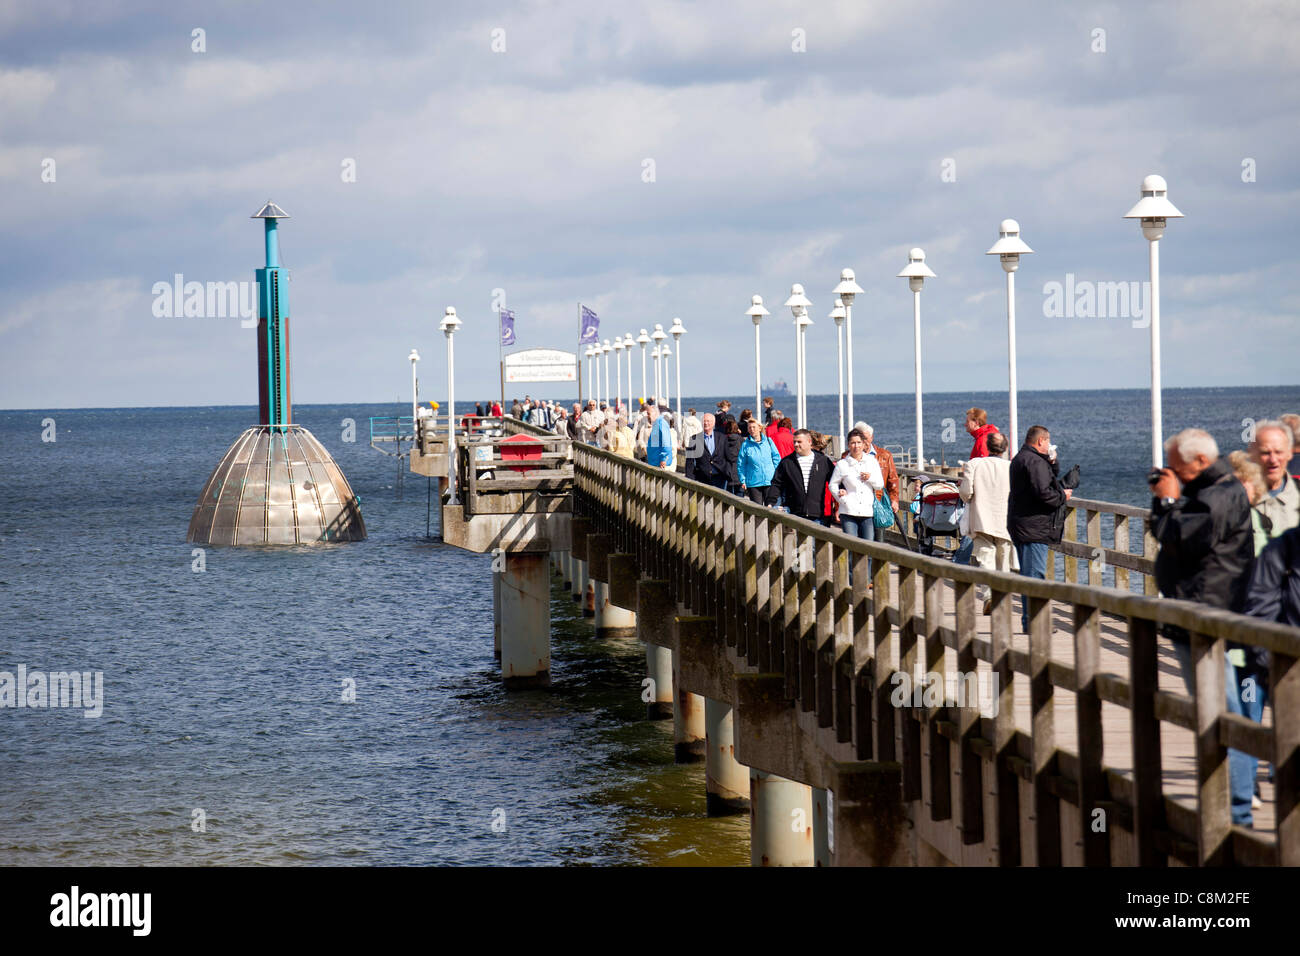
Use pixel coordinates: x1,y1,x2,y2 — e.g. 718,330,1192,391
644,644,674,720
750,770,814,866
571,558,583,603
498,553,551,689
704,698,750,815
672,650,706,763
812,787,831,866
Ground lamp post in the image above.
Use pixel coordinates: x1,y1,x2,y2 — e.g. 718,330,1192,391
832,268,864,427
651,323,667,404
797,310,813,428
583,345,593,405
1124,174,1184,468
637,328,650,404
623,334,635,409
439,306,462,503
669,317,685,422
783,284,812,429
408,348,420,437
897,249,936,466
747,294,770,416
660,342,672,417
612,337,625,412
829,298,846,451
602,339,612,407
986,220,1033,452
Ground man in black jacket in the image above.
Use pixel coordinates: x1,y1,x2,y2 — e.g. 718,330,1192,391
771,429,834,524
1150,427,1256,825
684,413,728,488
1008,425,1072,631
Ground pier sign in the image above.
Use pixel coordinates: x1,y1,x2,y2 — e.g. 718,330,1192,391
503,348,577,383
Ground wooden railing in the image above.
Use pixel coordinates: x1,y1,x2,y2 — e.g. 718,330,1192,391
896,465,1157,595
573,443,1300,866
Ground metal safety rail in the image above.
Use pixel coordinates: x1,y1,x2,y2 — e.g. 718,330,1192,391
572,442,1300,866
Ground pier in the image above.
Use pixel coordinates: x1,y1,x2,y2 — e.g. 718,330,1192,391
429,416,1299,867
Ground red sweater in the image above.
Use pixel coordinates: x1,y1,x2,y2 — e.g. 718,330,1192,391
969,423,1000,459
773,428,794,458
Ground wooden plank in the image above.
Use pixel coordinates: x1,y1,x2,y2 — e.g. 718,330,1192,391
833,544,854,743
1086,510,1102,588
954,578,984,845
871,556,894,763
1063,510,1078,584
1191,630,1232,866
898,566,922,802
1029,594,1061,866
991,586,1020,866
1073,603,1109,865
1114,514,1131,592
924,573,951,822
1272,649,1299,865
815,538,835,727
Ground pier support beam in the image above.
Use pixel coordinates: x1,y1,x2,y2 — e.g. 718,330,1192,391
705,698,750,815
812,787,831,866
828,762,912,866
750,770,814,866
597,592,637,639
498,553,550,689
492,568,502,660
645,645,674,721
561,551,572,590
672,656,706,763
593,579,607,630
571,558,584,603
579,561,593,616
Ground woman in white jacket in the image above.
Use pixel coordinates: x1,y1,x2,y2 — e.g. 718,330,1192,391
829,429,885,543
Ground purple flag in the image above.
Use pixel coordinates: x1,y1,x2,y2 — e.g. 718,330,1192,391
500,308,515,346
579,305,600,344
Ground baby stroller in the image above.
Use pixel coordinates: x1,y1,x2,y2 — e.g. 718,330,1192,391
910,476,962,556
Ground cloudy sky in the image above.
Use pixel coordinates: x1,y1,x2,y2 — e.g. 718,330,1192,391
1,0,1296,409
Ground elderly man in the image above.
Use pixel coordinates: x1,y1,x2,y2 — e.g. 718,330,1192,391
1008,425,1072,631
853,421,899,513
645,403,675,469
684,413,728,488
1250,419,1300,538
960,431,1013,613
578,400,604,446
1150,427,1256,826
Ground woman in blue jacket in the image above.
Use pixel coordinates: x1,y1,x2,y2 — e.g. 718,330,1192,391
737,417,781,505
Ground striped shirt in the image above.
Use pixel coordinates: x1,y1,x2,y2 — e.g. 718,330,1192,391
796,453,815,491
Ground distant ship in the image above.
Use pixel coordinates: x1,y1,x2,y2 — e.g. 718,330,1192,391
764,378,792,398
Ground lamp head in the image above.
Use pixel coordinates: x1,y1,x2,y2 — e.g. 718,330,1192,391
439,306,462,334
897,248,936,289
669,316,685,340
986,218,1033,272
783,283,812,314
747,294,770,324
830,297,846,325
832,268,864,304
1124,174,1183,240
651,323,666,343
637,329,650,346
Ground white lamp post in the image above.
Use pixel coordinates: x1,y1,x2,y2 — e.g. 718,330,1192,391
897,249,936,466
602,339,612,407
797,311,813,428
623,334,635,409
439,306,463,503
829,297,846,451
747,294,770,416
669,317,685,422
613,336,625,412
660,342,672,418
408,348,420,437
986,219,1033,452
637,328,650,404
783,284,812,429
1124,174,1184,468
651,323,667,404
832,268,864,427
583,345,593,405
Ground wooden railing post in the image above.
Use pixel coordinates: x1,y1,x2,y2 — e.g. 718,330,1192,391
1073,603,1109,865
1191,629,1232,866
1029,593,1062,866
1127,617,1165,866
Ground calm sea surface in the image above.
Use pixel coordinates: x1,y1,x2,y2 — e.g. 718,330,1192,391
1,387,1295,865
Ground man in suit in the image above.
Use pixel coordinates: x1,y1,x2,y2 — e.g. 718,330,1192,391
684,413,728,488
771,428,835,524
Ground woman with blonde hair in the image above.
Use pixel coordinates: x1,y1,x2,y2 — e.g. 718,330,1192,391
1229,450,1271,555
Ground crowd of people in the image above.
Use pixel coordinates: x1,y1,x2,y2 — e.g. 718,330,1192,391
498,394,1298,823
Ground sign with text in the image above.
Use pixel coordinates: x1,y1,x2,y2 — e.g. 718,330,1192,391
503,348,577,383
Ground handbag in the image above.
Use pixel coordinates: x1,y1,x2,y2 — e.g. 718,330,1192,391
873,495,895,530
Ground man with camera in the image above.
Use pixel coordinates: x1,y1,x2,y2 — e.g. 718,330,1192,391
1008,425,1071,631
1149,428,1256,825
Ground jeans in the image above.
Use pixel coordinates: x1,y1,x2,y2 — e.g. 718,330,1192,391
1014,541,1049,631
953,535,974,565
839,513,875,585
1171,641,1255,826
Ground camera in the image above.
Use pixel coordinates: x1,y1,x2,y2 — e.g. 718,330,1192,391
1147,467,1165,487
